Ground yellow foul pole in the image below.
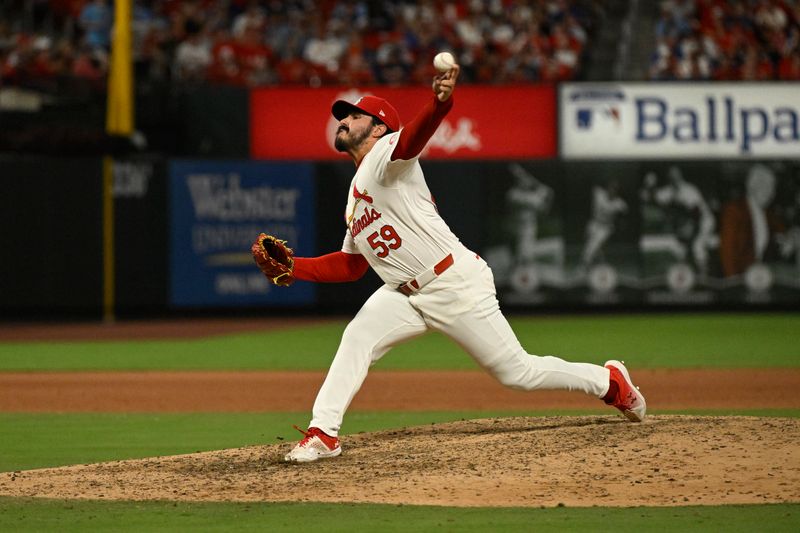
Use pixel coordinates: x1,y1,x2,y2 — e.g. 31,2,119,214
107,0,134,136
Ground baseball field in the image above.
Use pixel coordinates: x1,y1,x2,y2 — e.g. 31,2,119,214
0,312,798,531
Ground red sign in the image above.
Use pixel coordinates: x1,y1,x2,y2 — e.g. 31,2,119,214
250,86,556,160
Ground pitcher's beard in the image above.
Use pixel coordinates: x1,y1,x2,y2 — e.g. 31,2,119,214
335,125,373,152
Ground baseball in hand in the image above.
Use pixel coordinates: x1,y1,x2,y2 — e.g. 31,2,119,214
433,52,456,73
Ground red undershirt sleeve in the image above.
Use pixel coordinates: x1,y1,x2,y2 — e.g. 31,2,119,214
391,95,454,161
293,252,369,283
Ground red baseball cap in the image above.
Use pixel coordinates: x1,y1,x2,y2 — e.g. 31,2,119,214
331,95,401,132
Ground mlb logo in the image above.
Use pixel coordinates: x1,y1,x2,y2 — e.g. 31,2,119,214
604,106,620,122
576,109,592,129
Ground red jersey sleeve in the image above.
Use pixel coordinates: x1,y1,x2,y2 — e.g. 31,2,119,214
391,95,454,161
293,252,369,283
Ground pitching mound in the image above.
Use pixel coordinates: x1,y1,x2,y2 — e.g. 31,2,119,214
2,415,799,508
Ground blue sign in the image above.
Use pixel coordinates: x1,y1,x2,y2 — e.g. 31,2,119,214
170,160,315,307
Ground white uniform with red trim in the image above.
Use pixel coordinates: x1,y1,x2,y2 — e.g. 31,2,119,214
308,130,612,437
341,132,463,286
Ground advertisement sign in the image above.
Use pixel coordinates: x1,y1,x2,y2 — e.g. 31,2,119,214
715,160,800,304
170,160,315,307
480,161,571,306
480,161,644,307
638,160,800,305
561,83,800,159
638,162,720,305
560,162,643,306
479,160,800,308
251,86,556,160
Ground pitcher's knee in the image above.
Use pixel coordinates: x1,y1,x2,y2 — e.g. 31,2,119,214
341,322,374,347
494,371,529,390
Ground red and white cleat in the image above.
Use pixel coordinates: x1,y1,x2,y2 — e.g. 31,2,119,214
603,360,647,422
284,426,342,463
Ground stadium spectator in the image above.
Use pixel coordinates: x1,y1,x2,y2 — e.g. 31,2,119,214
234,20,276,86
72,44,107,85
232,1,267,39
208,27,242,84
173,18,211,82
778,43,800,78
302,16,347,85
79,0,113,50
338,32,376,86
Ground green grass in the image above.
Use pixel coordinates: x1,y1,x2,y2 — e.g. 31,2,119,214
0,499,798,532
0,322,349,371
2,409,798,473
510,313,800,369
0,313,798,371
0,410,573,472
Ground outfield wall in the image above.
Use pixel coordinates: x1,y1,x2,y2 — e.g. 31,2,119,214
1,83,798,317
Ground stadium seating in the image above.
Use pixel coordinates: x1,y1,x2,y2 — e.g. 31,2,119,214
1,0,600,89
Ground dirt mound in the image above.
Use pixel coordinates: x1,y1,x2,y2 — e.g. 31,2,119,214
2,415,798,507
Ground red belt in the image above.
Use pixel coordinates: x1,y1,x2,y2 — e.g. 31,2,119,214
398,254,454,296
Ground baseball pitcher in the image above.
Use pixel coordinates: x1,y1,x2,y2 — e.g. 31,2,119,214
252,62,646,463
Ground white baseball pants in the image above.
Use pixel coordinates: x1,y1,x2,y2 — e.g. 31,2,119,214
309,251,611,436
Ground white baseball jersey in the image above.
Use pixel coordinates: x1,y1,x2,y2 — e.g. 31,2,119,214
340,131,466,287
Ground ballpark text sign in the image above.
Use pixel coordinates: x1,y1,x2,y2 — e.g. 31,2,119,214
560,83,800,159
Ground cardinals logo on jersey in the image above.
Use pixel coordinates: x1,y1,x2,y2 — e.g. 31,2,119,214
347,184,375,226
353,184,374,204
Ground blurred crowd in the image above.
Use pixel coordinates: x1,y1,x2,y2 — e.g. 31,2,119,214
0,0,600,91
650,0,800,80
